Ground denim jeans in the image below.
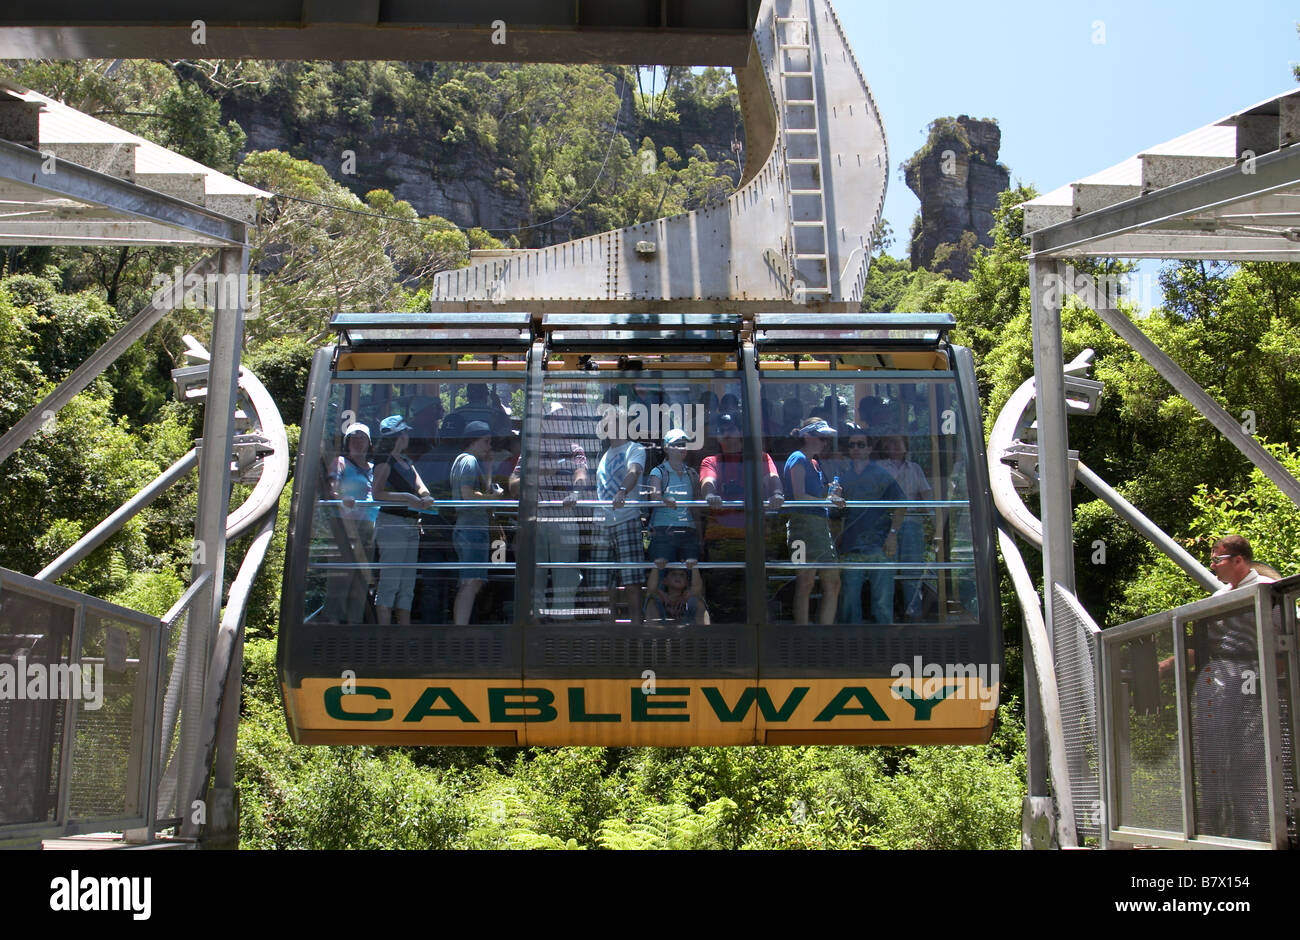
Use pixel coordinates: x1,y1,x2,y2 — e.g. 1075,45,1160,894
897,518,925,616
839,550,894,624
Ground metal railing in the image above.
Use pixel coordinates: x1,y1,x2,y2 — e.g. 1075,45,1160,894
1099,578,1298,849
0,566,165,847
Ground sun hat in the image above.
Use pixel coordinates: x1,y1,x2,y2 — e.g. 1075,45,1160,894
379,415,412,437
794,419,837,438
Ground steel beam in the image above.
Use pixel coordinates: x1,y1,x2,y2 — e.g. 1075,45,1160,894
0,254,218,465
1075,462,1220,592
1029,256,1078,613
999,527,1076,847
182,512,276,843
0,140,247,247
178,246,246,819
35,449,198,582
1089,304,1300,508
1031,145,1300,260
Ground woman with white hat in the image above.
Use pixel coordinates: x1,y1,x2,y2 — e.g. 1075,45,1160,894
645,428,702,603
325,421,376,624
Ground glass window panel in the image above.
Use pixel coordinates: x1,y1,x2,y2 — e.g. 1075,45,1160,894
0,588,73,826
1110,628,1185,833
531,374,760,626
1185,606,1269,841
757,374,977,625
307,376,523,626
69,613,148,821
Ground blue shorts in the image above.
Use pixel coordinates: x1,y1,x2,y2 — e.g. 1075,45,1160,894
453,527,489,584
647,526,700,564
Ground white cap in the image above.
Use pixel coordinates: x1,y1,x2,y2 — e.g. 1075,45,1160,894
343,422,371,440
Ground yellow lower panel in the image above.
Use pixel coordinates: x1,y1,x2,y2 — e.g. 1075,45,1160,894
754,678,999,737
522,680,757,746
285,675,999,746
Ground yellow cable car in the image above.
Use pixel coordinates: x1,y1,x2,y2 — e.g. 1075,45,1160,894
279,312,1002,745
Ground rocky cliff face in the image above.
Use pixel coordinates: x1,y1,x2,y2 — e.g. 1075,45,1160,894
903,116,1010,279
223,91,532,234
221,68,743,243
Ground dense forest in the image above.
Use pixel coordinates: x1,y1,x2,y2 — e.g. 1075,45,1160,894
1,51,1297,848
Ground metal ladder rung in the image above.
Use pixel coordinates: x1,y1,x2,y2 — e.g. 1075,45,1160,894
787,157,821,164
789,189,824,196
784,127,818,134
784,99,816,106
783,71,814,77
776,16,810,23
796,253,829,261
792,220,825,226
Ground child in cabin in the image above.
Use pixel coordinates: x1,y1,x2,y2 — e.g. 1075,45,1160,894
644,562,710,626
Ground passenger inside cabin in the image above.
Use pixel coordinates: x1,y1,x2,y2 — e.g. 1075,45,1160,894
700,413,783,623
413,402,457,624
325,421,376,624
592,407,647,625
836,430,905,625
449,383,511,438
645,428,702,600
783,418,845,624
372,415,436,626
451,421,500,625
877,433,935,621
644,562,710,626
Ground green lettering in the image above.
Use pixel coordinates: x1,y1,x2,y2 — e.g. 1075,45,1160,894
702,687,807,722
813,687,889,722
324,685,393,722
630,686,690,722
894,684,956,720
402,687,479,723
568,688,620,722
489,687,557,722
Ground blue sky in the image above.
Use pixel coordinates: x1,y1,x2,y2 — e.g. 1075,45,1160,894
833,0,1300,248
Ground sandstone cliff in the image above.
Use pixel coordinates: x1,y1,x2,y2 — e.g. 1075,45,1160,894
903,116,1010,279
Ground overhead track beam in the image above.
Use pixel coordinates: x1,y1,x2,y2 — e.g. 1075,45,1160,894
0,2,760,64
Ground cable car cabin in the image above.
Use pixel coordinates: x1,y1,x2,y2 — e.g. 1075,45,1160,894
279,312,1002,746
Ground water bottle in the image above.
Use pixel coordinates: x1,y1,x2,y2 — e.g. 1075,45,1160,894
831,475,842,498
